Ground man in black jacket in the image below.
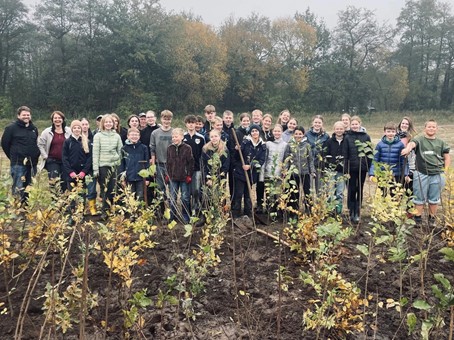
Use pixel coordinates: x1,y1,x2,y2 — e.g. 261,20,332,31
1,106,40,203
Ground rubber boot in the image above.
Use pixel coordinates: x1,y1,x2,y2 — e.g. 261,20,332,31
348,201,356,222
335,203,343,215
353,204,360,223
88,199,98,216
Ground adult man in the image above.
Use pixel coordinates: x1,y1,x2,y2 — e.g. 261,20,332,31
1,106,41,203
138,112,147,130
140,110,159,155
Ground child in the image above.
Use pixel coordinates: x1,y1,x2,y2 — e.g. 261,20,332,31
235,112,251,143
401,120,450,226
282,118,298,142
397,116,416,195
202,129,230,184
92,114,123,217
306,115,329,192
283,126,315,215
251,109,263,125
232,124,266,218
119,128,150,201
324,121,346,214
222,110,236,197
166,128,194,224
81,118,97,215
149,110,174,206
203,104,216,139
261,114,274,142
369,122,408,195
261,124,287,213
277,109,291,131
195,115,206,136
343,116,372,222
183,115,206,215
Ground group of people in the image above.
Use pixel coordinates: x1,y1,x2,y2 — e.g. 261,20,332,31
1,105,450,226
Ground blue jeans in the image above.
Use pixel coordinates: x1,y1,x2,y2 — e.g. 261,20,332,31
169,180,191,223
334,171,345,203
11,163,36,203
86,177,97,200
155,163,168,200
190,170,201,213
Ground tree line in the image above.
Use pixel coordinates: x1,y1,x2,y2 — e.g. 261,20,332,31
0,0,453,119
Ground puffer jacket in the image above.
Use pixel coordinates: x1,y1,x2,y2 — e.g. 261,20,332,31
201,141,230,180
343,129,372,173
92,130,123,174
166,143,194,181
324,133,346,173
233,136,266,184
306,128,329,169
283,137,315,176
119,140,149,182
369,136,408,177
62,135,92,181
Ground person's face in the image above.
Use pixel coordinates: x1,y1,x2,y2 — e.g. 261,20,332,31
312,118,323,131
72,125,82,136
161,116,172,128
18,110,31,125
384,129,396,140
272,126,282,139
241,117,250,128
262,117,272,130
186,121,196,131
52,113,64,126
350,120,360,132
399,119,409,132
250,128,260,139
81,120,89,133
223,114,233,126
424,122,437,137
205,111,216,122
342,117,350,128
287,119,297,131
104,118,114,130
280,112,290,123
139,116,147,127
334,124,345,137
172,132,184,144
195,121,204,131
128,131,140,143
128,117,139,128
293,130,304,142
210,132,220,144
252,112,262,124
214,121,223,131
146,114,156,126
112,117,119,129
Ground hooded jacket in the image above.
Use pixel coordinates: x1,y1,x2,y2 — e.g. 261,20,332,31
343,129,372,173
233,136,266,183
119,140,149,182
62,135,92,181
324,133,346,173
1,119,40,165
369,135,408,177
283,137,315,176
306,128,329,169
264,138,287,179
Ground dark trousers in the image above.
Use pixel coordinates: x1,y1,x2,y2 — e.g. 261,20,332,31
256,181,265,211
289,174,311,213
232,178,252,217
347,170,367,212
98,166,118,212
45,158,67,192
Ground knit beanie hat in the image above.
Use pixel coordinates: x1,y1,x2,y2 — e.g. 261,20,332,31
248,124,261,134
70,120,82,131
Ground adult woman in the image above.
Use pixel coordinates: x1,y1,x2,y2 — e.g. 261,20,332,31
92,114,123,218
283,126,314,215
397,116,417,194
277,109,291,131
282,118,298,142
111,113,128,144
343,116,372,223
306,115,329,192
38,111,71,191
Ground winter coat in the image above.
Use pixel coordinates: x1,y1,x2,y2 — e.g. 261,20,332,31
201,141,230,181
38,126,71,160
343,129,372,173
92,130,123,174
62,135,92,181
282,129,294,143
283,137,315,176
183,132,205,171
119,141,149,182
324,134,346,173
263,138,287,179
233,136,266,184
235,126,249,144
1,119,40,166
306,128,329,169
166,143,194,181
369,136,408,177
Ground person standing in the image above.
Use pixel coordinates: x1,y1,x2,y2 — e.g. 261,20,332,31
401,120,450,226
37,111,71,192
81,117,98,215
306,115,329,192
1,106,40,203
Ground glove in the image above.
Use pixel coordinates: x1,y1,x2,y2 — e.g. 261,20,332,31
69,172,77,179
164,175,169,184
78,172,86,179
185,176,192,184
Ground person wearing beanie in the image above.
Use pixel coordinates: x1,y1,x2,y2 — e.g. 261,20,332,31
231,124,266,218
38,110,71,192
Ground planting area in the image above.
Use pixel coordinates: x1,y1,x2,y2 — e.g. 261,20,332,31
0,166,454,340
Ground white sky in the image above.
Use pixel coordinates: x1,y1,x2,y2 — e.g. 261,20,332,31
158,0,407,28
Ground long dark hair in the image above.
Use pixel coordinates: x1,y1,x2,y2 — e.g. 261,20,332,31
50,111,66,133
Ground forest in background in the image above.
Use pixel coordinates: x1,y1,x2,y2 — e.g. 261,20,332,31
0,0,453,119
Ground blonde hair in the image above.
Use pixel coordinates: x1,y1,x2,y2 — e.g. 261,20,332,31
161,109,173,119
70,120,89,153
351,115,361,124
100,114,115,131
172,127,184,136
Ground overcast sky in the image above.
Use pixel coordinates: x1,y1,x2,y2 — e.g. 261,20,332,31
158,0,407,28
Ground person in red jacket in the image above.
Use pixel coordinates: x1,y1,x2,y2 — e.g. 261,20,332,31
166,128,194,224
